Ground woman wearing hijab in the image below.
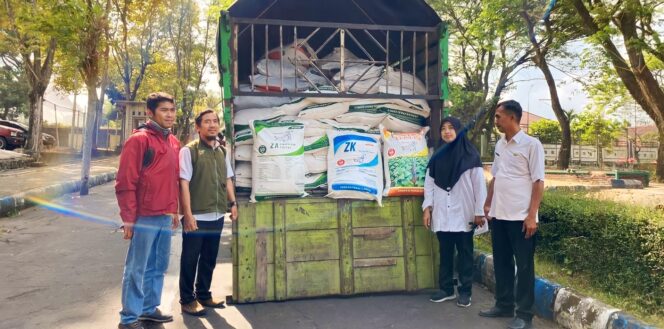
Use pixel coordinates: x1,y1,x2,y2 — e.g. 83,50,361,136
423,117,487,308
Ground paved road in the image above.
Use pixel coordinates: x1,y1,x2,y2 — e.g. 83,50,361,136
0,183,558,329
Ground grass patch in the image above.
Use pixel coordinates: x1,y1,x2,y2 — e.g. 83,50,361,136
473,192,664,327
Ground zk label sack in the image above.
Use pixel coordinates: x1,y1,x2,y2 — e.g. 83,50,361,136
326,130,383,205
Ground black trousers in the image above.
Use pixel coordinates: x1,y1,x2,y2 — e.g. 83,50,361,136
179,218,224,304
436,231,474,296
489,219,536,320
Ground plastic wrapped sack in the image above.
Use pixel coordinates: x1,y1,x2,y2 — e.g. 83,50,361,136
381,69,427,95
318,47,367,70
250,120,307,202
257,58,307,78
234,107,284,131
233,84,294,110
266,39,317,67
381,126,429,196
326,130,383,205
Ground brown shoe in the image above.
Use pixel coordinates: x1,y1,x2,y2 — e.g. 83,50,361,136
198,297,226,308
181,300,207,316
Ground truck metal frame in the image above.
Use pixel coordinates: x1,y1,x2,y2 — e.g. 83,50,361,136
216,9,450,304
217,12,450,143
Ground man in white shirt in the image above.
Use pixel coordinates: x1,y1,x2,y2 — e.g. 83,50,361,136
178,109,238,316
479,100,544,329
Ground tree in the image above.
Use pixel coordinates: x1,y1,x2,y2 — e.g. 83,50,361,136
429,0,533,143
109,0,165,101
163,0,219,143
1,0,61,161
519,0,583,170
0,66,29,119
54,0,112,195
530,119,562,144
570,0,664,181
572,109,626,167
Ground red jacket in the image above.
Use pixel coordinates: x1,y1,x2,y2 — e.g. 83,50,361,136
115,122,180,224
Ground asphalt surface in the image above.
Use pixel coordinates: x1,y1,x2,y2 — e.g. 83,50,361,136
0,183,558,329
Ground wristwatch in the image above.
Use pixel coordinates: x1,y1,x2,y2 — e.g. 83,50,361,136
228,201,237,208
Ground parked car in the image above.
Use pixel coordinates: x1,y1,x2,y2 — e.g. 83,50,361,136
0,120,57,149
0,123,26,150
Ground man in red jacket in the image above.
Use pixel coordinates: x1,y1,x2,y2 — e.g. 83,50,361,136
115,92,180,329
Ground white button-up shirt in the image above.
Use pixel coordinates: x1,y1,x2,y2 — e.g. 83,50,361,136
422,167,487,232
489,131,545,222
179,144,234,221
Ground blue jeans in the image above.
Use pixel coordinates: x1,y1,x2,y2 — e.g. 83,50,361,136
120,215,172,324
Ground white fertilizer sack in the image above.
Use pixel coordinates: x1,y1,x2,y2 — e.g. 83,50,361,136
234,145,252,162
250,120,307,202
235,162,252,179
234,84,294,110
326,130,383,205
234,107,284,131
298,102,349,120
304,150,327,174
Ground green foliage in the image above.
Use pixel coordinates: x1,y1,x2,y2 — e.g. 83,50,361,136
0,66,29,119
538,192,664,316
571,109,626,148
387,157,427,188
529,119,562,144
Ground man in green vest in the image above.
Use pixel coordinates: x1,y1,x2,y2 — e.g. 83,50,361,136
178,109,238,316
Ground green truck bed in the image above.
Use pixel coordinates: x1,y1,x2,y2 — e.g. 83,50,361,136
232,196,440,303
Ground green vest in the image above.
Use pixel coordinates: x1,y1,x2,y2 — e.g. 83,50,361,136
186,139,228,215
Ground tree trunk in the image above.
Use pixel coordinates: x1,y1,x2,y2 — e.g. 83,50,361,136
658,127,664,180
536,58,571,169
25,93,43,162
80,83,98,196
521,9,571,169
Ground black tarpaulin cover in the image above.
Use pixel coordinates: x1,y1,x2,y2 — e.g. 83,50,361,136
228,0,441,27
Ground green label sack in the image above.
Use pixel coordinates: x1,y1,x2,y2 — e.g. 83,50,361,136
250,120,307,202
381,126,429,196
305,172,327,190
234,129,253,145
326,130,383,205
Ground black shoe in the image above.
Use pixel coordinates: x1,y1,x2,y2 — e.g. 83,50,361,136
456,294,471,307
478,306,514,318
507,317,532,329
429,290,456,303
138,308,173,323
118,322,145,329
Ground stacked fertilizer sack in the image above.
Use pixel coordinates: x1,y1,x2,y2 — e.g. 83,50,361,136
232,44,432,204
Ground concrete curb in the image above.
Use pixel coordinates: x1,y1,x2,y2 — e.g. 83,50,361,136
0,171,117,217
0,156,34,170
473,252,657,329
